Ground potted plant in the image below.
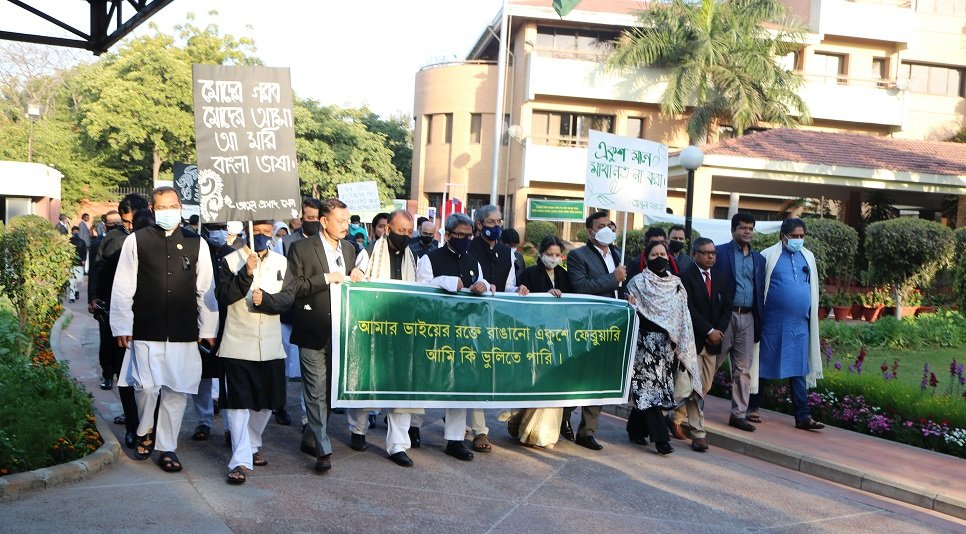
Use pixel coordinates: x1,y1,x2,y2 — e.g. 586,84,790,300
818,290,830,320
849,289,864,323
829,291,852,321
900,288,922,318
861,286,886,323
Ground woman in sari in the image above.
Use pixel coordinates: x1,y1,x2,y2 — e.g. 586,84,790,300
508,236,571,447
625,241,700,455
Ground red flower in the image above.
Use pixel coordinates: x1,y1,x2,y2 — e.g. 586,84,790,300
929,372,938,388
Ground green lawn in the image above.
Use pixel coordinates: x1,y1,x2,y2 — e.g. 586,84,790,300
827,345,964,392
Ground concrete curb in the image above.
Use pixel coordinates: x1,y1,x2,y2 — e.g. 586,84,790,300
602,404,966,520
0,311,122,502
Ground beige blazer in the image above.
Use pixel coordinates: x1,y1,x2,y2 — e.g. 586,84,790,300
218,248,287,362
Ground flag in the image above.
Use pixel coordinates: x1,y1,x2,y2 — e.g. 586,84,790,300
553,0,582,17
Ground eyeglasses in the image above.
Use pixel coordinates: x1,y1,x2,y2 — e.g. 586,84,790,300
483,219,503,226
420,233,435,238
695,250,717,256
449,232,472,239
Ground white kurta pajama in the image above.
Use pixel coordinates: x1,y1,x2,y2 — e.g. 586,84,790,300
111,229,219,453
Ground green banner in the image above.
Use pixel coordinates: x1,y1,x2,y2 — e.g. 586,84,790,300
332,281,638,408
527,199,585,222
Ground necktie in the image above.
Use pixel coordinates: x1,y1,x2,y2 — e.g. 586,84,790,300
703,271,712,298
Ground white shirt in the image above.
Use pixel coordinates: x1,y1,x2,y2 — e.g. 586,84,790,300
415,248,489,293
595,244,616,274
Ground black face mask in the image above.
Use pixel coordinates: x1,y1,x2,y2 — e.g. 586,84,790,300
301,220,321,237
648,256,669,274
668,240,686,254
419,234,434,246
388,231,411,250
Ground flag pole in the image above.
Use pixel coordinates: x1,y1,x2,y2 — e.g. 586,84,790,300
488,0,509,206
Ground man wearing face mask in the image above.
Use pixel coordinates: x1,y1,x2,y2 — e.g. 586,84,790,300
563,211,627,451
757,218,823,431
668,225,693,273
89,195,148,448
216,220,290,484
416,213,490,462
348,209,422,467
282,198,322,256
466,205,528,453
410,219,439,259
110,187,219,473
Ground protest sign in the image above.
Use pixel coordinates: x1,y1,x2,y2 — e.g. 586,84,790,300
173,162,200,219
331,281,638,408
192,64,301,223
584,130,669,214
336,181,381,212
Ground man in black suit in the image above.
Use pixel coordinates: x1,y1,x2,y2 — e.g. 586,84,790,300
279,198,364,473
563,211,627,451
676,237,733,452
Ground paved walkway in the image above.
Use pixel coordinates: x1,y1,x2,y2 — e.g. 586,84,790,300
2,288,965,533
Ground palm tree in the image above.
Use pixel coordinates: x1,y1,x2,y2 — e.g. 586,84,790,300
607,0,811,144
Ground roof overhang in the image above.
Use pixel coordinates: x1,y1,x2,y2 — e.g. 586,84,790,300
0,0,174,55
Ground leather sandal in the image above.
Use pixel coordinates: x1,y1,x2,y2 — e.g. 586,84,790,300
252,451,268,466
472,434,492,452
157,451,183,472
226,465,247,485
133,434,154,461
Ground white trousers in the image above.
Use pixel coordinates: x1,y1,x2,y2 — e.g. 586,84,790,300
135,385,187,452
226,409,272,470
348,409,413,454
411,409,467,442
469,409,489,435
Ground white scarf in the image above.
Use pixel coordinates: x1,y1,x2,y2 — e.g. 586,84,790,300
365,235,417,282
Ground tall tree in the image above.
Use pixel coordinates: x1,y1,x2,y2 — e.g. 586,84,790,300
361,110,413,198
607,0,811,143
295,100,405,203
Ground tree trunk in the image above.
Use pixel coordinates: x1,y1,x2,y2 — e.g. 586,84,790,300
152,148,162,185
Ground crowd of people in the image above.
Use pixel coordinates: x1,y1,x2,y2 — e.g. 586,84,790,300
76,186,822,485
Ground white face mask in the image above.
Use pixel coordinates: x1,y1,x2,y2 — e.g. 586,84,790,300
541,255,562,269
594,226,616,246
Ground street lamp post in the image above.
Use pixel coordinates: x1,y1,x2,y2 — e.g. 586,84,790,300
26,102,41,163
680,145,705,247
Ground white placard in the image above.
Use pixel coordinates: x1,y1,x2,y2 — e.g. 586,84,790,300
584,130,669,214
337,181,381,212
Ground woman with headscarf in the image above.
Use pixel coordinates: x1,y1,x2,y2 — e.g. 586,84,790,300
270,221,290,255
507,236,571,448
624,241,700,455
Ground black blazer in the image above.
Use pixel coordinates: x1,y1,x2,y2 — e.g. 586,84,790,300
275,235,357,350
680,263,733,355
518,264,572,294
567,241,624,298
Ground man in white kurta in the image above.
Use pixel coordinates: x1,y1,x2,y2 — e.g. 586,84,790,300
110,187,218,471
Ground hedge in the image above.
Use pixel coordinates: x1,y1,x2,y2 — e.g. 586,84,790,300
524,221,557,247
805,218,859,283
865,218,954,303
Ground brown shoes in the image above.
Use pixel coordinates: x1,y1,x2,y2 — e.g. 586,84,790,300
795,418,825,431
690,438,709,452
665,415,688,440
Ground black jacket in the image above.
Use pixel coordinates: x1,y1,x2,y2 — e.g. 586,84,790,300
518,264,571,294
567,241,624,298
680,263,733,355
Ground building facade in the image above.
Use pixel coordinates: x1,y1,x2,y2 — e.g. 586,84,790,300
410,0,966,238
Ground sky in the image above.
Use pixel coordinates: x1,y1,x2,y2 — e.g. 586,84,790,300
0,0,504,118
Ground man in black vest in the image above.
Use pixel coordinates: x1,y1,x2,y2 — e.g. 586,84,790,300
466,204,527,453
110,187,218,473
415,213,490,462
279,198,364,473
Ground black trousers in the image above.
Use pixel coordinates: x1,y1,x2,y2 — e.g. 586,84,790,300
97,316,139,434
626,406,669,444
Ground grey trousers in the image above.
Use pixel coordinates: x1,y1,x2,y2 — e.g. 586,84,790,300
299,346,333,456
717,311,755,418
563,405,601,438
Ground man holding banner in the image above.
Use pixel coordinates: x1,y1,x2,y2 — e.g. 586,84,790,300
563,210,626,450
282,198,365,473
415,213,490,461
352,209,422,467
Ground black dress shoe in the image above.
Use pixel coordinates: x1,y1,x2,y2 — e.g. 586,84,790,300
368,412,378,428
300,442,317,456
388,451,414,467
100,377,113,390
560,420,575,441
655,441,674,455
124,431,137,449
314,454,332,473
575,435,603,450
274,408,292,426
795,418,825,431
628,433,648,445
408,426,421,448
445,440,474,461
349,433,368,451
729,416,756,432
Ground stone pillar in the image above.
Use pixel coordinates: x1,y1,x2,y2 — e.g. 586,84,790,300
727,192,740,219
691,169,714,218
956,196,966,229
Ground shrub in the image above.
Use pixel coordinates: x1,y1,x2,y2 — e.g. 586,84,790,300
865,218,955,307
620,225,700,261
954,228,966,311
524,221,557,247
806,218,859,284
819,310,966,349
752,231,778,252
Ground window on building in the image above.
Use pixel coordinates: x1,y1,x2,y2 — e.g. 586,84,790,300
425,114,433,145
808,52,847,84
899,62,964,97
625,117,646,139
872,57,889,87
443,113,453,144
531,110,615,147
470,113,482,144
534,26,619,58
